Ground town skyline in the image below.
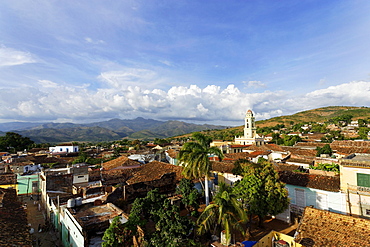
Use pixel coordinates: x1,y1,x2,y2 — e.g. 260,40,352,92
1,1,370,125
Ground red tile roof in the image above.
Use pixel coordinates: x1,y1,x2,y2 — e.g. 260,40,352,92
126,161,184,184
224,152,251,161
0,188,32,246
244,143,285,152
103,155,141,170
295,207,370,246
249,150,271,158
211,160,235,174
278,171,340,192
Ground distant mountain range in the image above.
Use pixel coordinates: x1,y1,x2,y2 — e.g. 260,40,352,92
0,117,227,143
2,106,369,143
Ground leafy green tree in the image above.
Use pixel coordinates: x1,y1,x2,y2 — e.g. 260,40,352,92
309,163,339,173
358,127,370,139
102,216,131,247
330,114,353,125
283,135,302,146
232,159,252,176
321,131,345,143
233,161,289,228
176,178,200,215
103,189,195,247
72,151,92,164
316,144,332,157
358,119,368,127
271,133,284,145
0,132,34,152
197,182,247,246
178,132,224,206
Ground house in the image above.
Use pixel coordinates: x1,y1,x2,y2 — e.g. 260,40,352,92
116,161,184,202
17,173,40,196
211,160,242,186
49,143,79,153
339,153,370,218
276,166,345,224
9,161,41,174
0,188,33,246
165,148,179,165
294,207,370,246
61,200,126,247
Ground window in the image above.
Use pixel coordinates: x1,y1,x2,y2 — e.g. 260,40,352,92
366,209,370,216
357,173,370,188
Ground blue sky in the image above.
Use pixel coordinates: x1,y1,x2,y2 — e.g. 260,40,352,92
1,0,370,126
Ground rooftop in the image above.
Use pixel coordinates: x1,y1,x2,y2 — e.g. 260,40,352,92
278,171,340,192
295,207,370,246
103,155,141,170
0,188,33,246
126,161,183,185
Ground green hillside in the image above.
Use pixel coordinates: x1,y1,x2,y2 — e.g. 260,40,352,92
175,106,370,140
257,106,370,127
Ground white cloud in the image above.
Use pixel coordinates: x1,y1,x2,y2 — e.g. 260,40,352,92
0,45,36,67
243,80,266,88
98,68,161,89
84,37,105,44
0,79,370,125
158,60,172,66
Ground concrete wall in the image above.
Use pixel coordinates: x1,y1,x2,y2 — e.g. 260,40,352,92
285,184,346,214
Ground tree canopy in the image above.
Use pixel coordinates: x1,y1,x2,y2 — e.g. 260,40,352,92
0,132,34,152
233,160,289,227
176,178,200,216
103,189,195,247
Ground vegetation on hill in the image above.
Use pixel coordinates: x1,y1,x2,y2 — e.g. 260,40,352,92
174,106,370,142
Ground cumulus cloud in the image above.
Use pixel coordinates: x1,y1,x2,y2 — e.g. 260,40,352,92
0,79,369,125
0,45,36,67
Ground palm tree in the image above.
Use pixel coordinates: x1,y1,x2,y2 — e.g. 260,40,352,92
197,182,247,245
178,132,223,206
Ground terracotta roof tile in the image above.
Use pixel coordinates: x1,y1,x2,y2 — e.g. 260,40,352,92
295,207,370,246
224,152,251,161
0,188,32,246
101,168,139,185
126,161,183,184
279,171,340,192
244,144,285,152
103,155,141,170
211,160,235,174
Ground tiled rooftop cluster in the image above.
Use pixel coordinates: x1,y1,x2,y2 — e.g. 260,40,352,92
0,173,16,185
0,188,32,246
126,161,183,184
211,160,235,174
102,155,140,170
295,207,370,246
278,171,340,192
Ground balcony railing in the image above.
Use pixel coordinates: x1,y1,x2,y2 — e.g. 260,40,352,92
347,184,370,195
